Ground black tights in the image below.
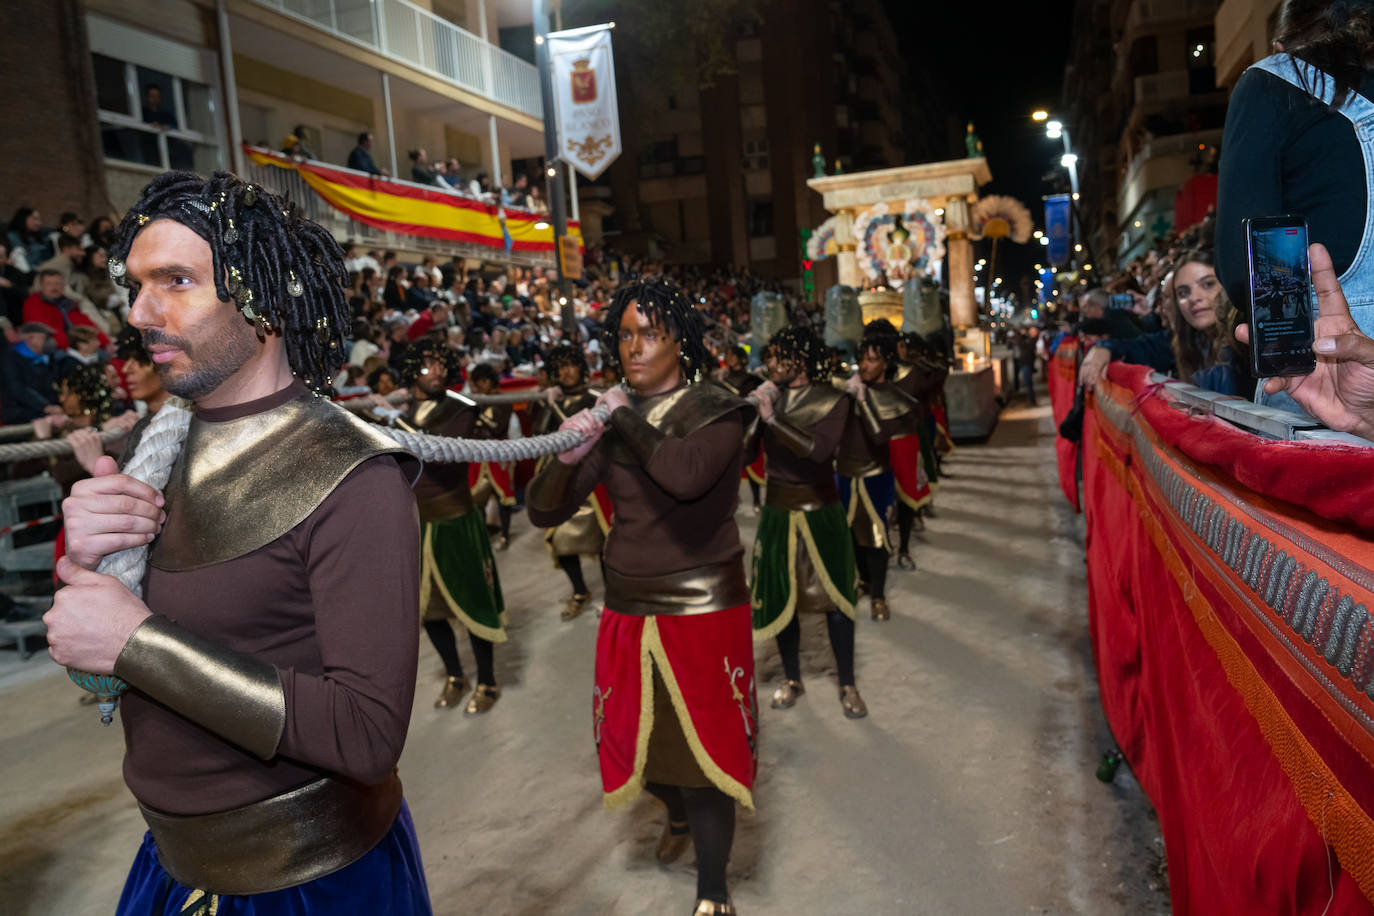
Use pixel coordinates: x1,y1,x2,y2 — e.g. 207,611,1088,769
897,502,916,554
855,544,889,599
497,505,511,540
645,782,735,904
557,554,588,595
748,478,761,507
422,620,496,686
774,610,856,687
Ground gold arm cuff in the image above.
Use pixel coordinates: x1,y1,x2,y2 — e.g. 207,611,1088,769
527,456,577,513
609,405,666,465
140,773,402,895
115,615,286,760
603,560,750,616
765,480,838,511
858,398,884,439
768,417,816,459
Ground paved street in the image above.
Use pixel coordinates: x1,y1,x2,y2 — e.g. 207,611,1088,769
0,391,1170,915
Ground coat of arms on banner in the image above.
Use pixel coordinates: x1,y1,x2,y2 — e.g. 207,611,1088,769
571,60,597,104
549,25,621,180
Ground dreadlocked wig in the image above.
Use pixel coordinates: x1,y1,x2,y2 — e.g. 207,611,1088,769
545,341,588,382
600,276,712,383
861,318,901,379
106,170,349,395
767,324,829,382
396,337,464,389
59,362,115,424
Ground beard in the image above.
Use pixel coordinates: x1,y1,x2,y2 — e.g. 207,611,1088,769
145,315,260,401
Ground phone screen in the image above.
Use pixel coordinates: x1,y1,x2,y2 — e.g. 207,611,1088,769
1247,217,1316,378
1109,293,1134,311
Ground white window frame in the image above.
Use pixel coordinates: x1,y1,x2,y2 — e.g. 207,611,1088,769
87,14,225,174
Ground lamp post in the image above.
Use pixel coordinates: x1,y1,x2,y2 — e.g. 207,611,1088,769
1034,109,1093,270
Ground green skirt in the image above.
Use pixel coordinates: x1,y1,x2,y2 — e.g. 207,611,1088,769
750,501,858,641
421,511,507,643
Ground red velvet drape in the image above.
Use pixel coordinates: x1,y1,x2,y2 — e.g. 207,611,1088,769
1085,363,1374,914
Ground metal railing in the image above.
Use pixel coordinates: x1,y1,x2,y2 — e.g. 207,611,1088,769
252,0,542,118
240,148,556,267
1147,373,1374,446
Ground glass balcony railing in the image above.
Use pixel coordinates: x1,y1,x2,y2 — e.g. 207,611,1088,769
251,0,542,118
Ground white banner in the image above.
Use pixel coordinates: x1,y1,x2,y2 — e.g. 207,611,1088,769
548,25,621,181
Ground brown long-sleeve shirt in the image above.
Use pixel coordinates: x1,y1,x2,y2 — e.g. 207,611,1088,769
527,387,747,580
124,390,420,816
756,385,851,488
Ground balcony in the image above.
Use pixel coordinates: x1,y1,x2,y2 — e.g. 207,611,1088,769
1117,127,1223,219
250,0,541,118
1124,0,1220,41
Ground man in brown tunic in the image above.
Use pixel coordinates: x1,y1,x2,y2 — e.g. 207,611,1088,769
393,340,507,714
528,277,756,916
43,171,431,913
531,341,607,620
748,324,867,718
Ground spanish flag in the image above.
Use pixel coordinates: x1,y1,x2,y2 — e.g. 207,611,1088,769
245,146,580,254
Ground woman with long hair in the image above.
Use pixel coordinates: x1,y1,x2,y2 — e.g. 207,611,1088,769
1166,249,1251,396
1217,0,1374,334
6,206,49,274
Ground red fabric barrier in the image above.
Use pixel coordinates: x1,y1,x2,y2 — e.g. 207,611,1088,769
1085,363,1374,914
1049,338,1080,511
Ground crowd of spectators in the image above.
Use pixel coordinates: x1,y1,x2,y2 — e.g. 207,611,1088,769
334,241,814,397
0,204,824,498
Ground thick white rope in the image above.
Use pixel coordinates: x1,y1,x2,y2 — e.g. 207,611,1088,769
93,398,194,596
381,405,610,462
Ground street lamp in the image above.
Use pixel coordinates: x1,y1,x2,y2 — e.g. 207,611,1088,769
1032,110,1049,122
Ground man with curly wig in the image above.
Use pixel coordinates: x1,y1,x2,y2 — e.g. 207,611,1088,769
528,276,757,915
749,323,866,719
394,339,507,715
42,170,432,915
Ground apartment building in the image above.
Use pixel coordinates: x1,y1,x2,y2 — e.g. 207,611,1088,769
1064,0,1228,265
4,0,556,265
608,0,942,286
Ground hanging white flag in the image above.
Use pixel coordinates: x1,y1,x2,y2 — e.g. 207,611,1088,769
548,25,621,180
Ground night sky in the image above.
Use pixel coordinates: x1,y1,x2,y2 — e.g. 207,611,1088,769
885,0,1077,303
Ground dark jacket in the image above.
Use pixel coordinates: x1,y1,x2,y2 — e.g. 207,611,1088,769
348,145,381,175
0,341,60,423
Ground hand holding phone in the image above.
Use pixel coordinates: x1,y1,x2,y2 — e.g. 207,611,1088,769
1245,216,1316,378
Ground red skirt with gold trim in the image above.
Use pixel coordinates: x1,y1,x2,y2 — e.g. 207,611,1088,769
468,461,515,505
593,605,757,809
743,444,766,485
890,433,931,510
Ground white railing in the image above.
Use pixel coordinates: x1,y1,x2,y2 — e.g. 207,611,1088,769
252,0,542,119
241,148,555,268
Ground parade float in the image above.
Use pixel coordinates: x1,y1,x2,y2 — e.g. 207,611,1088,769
807,156,999,438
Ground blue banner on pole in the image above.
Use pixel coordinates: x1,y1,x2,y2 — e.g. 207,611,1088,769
1045,194,1071,267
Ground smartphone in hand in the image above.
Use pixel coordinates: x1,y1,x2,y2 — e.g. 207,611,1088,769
1245,216,1316,378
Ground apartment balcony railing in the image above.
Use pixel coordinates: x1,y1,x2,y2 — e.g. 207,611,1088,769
251,0,542,119
241,147,557,268
1117,127,1223,219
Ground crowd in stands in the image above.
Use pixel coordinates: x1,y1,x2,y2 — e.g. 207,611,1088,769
305,130,551,213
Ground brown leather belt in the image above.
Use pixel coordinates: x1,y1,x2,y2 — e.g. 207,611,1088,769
604,560,750,616
140,773,403,895
764,479,838,512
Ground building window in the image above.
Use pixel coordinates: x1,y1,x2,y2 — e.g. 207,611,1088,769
743,139,769,172
747,199,773,238
93,52,221,173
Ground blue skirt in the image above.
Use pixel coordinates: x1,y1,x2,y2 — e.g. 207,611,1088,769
116,801,431,915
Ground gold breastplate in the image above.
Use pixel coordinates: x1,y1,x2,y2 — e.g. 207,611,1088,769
152,392,412,571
